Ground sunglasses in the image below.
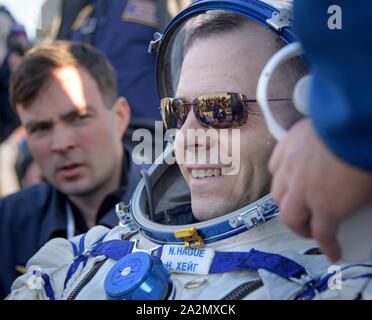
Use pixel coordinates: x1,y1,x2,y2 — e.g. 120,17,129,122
161,92,291,130
161,92,255,130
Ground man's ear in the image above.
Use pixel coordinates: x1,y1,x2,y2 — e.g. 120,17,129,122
112,96,131,138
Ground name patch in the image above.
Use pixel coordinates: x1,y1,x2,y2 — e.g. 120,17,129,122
161,245,215,275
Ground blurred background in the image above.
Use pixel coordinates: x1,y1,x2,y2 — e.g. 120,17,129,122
0,0,193,197
0,0,45,41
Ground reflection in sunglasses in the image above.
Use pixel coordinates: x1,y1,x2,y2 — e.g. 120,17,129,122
161,92,251,129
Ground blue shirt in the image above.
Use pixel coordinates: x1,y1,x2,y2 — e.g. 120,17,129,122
0,149,144,298
68,0,160,121
294,0,372,171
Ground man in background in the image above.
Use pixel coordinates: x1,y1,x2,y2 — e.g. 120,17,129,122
0,41,143,297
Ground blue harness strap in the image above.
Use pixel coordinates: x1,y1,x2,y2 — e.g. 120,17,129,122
41,273,55,300
62,236,372,300
210,253,372,299
64,234,135,290
209,249,307,279
64,234,88,290
70,239,79,257
89,239,135,260
30,269,55,300
62,234,372,300
296,263,372,300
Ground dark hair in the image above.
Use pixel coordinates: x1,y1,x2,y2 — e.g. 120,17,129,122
184,11,251,51
10,41,117,110
183,10,306,88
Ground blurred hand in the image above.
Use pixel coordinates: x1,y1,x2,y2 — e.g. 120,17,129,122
270,118,372,262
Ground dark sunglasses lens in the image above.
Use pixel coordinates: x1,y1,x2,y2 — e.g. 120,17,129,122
230,93,248,127
161,98,176,130
161,98,192,129
195,93,248,128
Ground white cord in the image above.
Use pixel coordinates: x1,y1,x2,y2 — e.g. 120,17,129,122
256,41,304,141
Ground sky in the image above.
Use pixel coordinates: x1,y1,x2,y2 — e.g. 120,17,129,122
0,0,46,40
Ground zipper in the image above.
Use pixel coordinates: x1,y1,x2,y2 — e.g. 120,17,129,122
66,259,107,300
222,280,264,300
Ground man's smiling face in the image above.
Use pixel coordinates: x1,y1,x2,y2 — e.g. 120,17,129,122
174,22,290,221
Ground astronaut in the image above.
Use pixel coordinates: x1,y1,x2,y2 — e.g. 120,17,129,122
8,0,372,300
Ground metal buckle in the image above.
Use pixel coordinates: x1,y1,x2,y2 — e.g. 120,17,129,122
258,197,279,217
266,9,293,32
131,239,161,256
79,241,101,259
174,228,204,248
148,32,162,53
116,202,139,232
229,207,266,229
289,273,314,286
290,273,321,299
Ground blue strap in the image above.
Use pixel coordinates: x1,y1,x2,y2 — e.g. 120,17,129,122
64,233,108,289
348,273,372,281
295,272,335,300
64,234,88,290
341,263,372,271
296,264,372,300
90,240,135,260
41,273,55,300
209,249,307,279
64,235,135,290
31,269,55,300
78,234,85,257
65,239,315,296
69,239,79,257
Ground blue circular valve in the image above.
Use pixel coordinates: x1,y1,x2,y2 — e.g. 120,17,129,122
104,251,172,300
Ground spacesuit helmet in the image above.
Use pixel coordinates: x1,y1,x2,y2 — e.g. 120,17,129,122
127,0,305,247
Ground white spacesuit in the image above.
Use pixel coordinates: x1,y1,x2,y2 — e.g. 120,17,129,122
7,145,372,300
7,0,372,300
